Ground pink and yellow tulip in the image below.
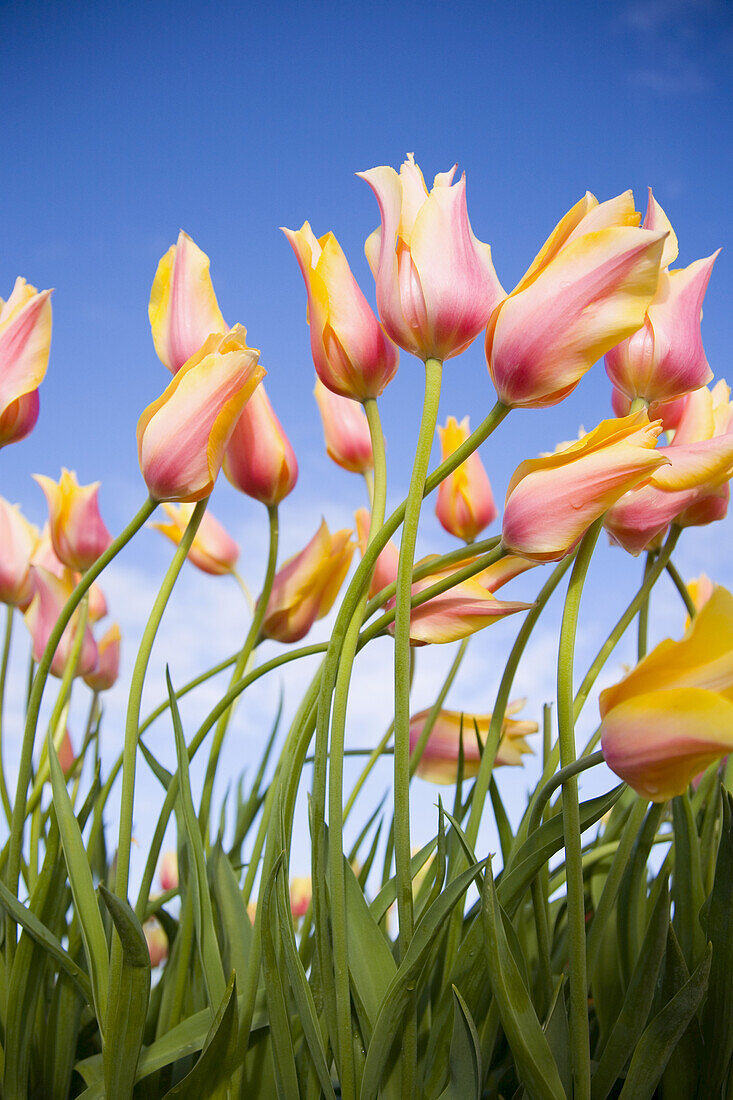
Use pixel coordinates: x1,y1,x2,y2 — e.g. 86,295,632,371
605,191,718,406
151,502,240,576
486,191,666,408
158,851,179,892
137,326,264,502
224,382,298,506
144,920,168,968
359,153,503,361
502,411,668,561
83,622,121,692
290,877,312,919
600,586,733,801
314,377,374,475
0,498,39,608
283,222,398,400
0,278,53,447
435,416,497,541
34,469,112,573
410,701,537,783
149,230,226,374
24,566,97,678
260,519,355,643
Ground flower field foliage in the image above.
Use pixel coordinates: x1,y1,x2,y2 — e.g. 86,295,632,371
2,154,733,1099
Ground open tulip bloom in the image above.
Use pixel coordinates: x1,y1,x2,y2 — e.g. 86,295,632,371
3,161,733,1100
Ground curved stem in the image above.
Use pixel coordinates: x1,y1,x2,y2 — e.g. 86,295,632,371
666,559,696,618
5,495,157,956
528,751,606,836
637,550,655,660
0,606,15,828
198,504,279,835
232,568,255,616
556,518,602,1100
139,651,239,736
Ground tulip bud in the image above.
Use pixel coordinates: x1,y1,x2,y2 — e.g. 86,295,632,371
83,622,121,692
149,230,226,374
0,498,39,608
283,222,398,400
57,728,75,775
158,851,179,892
486,191,666,408
435,416,497,541
502,412,668,562
290,877,312,919
359,154,504,361
87,581,108,623
223,382,298,506
0,278,52,447
355,507,399,598
144,919,168,968
410,701,537,783
600,587,733,800
260,519,355,643
314,377,373,475
151,503,239,576
34,469,112,573
137,325,264,502
24,566,97,678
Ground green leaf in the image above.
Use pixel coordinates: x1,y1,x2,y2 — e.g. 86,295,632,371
671,793,706,970
437,986,482,1100
700,788,733,1093
47,724,109,1032
543,977,572,1097
591,878,670,1100
99,884,151,1099
480,860,565,1100
489,776,513,865
209,845,252,982
162,972,239,1099
620,947,711,1100
369,838,437,923
260,852,300,1100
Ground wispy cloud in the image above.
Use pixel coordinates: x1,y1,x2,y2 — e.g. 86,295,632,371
621,0,731,97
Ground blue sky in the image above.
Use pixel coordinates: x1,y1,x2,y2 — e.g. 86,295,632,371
2,0,732,878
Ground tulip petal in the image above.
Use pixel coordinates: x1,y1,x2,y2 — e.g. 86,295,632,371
149,231,226,374
0,285,52,411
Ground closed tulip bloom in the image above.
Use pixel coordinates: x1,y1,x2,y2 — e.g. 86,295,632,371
359,153,504,362
283,222,398,400
138,325,264,502
24,566,97,678
260,519,355,643
34,468,112,572
57,728,75,775
83,622,121,692
436,416,497,541
0,277,52,447
410,700,538,783
0,498,39,607
144,920,168,968
486,191,666,408
355,507,400,598
87,581,108,623
290,877,312,919
224,382,298,506
314,377,373,474
605,191,718,405
149,230,226,374
502,412,668,561
151,502,239,575
600,586,733,801
605,381,733,554
158,851,179,892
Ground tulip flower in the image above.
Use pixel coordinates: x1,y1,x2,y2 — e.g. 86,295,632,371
435,416,497,541
144,920,168,968
386,557,531,645
605,191,718,406
158,851,179,892
686,574,715,615
84,622,121,692
314,377,373,475
24,566,97,678
502,411,668,562
87,581,108,623
0,277,52,447
57,728,75,776
355,507,400,598
410,700,538,783
358,153,504,362
151,502,239,576
600,586,733,801
260,519,355,643
223,382,298,506
605,381,733,555
149,230,226,374
0,498,39,608
283,222,398,400
486,191,666,408
290,877,312,918
137,325,264,502
612,386,688,434
34,469,112,573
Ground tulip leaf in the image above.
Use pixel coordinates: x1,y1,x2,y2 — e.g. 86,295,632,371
480,860,565,1100
591,878,670,1100
209,844,252,982
162,971,239,1099
259,852,300,1100
619,945,711,1100
671,793,706,969
99,884,151,1100
489,776,514,865
369,837,437,923
437,985,482,1100
542,976,572,1097
700,787,733,1093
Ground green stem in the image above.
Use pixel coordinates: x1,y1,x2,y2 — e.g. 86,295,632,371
637,550,655,660
0,606,15,828
198,504,279,835
556,518,602,1100
4,496,157,958
665,559,696,618
527,751,606,837
140,651,239,735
